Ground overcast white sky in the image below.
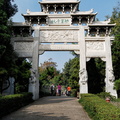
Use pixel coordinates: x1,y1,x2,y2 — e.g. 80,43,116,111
12,0,118,72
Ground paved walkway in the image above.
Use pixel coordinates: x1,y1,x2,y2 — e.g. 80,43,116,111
2,96,91,120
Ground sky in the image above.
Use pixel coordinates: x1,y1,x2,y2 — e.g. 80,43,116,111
12,0,118,72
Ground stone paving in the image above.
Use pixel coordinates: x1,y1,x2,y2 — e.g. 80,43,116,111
1,96,91,120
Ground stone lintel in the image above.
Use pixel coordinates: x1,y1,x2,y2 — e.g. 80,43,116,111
39,26,80,30
85,37,114,41
22,13,97,17
16,52,32,58
39,44,79,51
71,12,97,16
11,37,34,42
88,23,115,27
12,22,30,26
86,51,105,58
85,37,105,41
22,13,47,17
48,14,71,17
39,0,80,4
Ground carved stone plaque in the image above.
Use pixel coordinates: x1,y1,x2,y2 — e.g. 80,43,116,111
48,18,71,26
40,30,79,42
86,41,104,51
14,42,33,52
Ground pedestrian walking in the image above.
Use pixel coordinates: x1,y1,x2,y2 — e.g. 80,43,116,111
50,84,55,96
57,84,61,96
67,86,71,96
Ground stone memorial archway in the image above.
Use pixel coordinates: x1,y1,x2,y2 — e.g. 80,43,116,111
11,0,117,99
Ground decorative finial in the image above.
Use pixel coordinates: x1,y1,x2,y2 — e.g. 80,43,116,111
90,9,94,13
27,9,30,14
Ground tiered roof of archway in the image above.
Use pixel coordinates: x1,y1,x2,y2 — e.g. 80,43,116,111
12,0,115,38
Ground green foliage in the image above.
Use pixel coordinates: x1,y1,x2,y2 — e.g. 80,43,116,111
39,90,51,98
71,89,77,97
0,0,18,94
97,92,116,101
79,94,120,120
87,58,105,93
51,74,63,86
110,2,120,80
39,59,61,90
62,57,79,89
63,57,105,94
2,0,18,19
0,92,33,118
114,79,120,91
15,59,31,93
39,66,59,87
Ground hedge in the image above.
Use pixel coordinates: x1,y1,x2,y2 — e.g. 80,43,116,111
79,94,120,120
0,92,33,118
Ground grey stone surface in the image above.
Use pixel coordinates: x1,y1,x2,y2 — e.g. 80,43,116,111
2,96,91,120
11,0,117,99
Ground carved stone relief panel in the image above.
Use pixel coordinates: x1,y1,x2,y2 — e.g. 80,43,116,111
14,42,33,52
40,30,79,42
86,41,105,51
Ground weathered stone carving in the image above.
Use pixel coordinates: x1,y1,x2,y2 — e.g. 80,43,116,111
86,58,91,62
39,51,45,55
14,42,33,52
79,68,88,85
101,57,106,62
40,30,78,42
107,68,115,82
86,41,104,51
74,50,80,54
29,69,37,84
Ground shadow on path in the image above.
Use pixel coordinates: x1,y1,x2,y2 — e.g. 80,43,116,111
2,96,91,120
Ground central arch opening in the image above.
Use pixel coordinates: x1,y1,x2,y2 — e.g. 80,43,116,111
39,51,75,72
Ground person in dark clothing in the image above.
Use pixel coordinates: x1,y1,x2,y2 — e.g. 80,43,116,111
50,84,55,96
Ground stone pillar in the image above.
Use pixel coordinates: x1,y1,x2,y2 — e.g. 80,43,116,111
54,4,57,13
28,26,39,100
96,27,100,36
70,4,73,13
87,16,90,24
105,37,117,98
79,26,88,94
29,17,31,25
62,4,65,13
37,17,40,25
105,27,108,36
78,16,81,25
46,4,49,13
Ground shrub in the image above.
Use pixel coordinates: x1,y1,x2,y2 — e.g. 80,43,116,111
114,79,120,91
71,89,77,97
39,90,51,98
79,94,120,120
0,92,33,118
97,92,116,101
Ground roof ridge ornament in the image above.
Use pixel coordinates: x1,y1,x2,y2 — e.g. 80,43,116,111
27,9,31,14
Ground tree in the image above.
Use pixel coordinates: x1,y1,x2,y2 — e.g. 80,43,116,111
39,58,57,72
110,2,120,97
62,57,79,89
15,59,31,93
51,73,64,86
39,59,60,88
0,0,18,94
87,58,105,93
114,79,120,98
110,2,120,80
